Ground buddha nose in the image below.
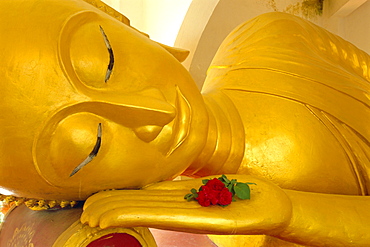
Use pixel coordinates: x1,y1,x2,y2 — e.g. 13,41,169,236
87,87,176,142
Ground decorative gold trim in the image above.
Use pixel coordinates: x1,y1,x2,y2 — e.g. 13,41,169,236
0,195,79,211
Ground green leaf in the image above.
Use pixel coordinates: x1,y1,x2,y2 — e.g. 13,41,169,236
184,190,198,201
202,179,209,185
227,183,233,191
221,174,230,183
184,193,194,201
234,183,251,200
227,183,235,196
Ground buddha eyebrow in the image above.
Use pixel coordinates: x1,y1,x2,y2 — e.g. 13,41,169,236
99,26,114,82
69,123,102,177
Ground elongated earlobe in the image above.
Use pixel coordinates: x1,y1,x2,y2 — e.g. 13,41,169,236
156,42,190,62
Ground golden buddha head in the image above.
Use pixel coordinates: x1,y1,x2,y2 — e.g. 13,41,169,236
0,0,208,200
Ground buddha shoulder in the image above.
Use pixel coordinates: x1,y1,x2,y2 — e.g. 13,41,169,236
201,12,370,195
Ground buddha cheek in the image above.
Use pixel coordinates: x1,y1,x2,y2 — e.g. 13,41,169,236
35,113,104,187
48,114,103,180
35,112,171,193
94,128,170,188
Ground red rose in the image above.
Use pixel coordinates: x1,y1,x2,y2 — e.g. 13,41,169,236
197,185,220,206
196,186,211,206
206,178,225,191
196,179,232,206
218,187,233,205
203,186,220,205
185,175,254,207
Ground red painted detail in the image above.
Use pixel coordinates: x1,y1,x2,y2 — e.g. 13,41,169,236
86,233,142,247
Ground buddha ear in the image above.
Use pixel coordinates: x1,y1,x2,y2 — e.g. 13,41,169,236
156,42,190,62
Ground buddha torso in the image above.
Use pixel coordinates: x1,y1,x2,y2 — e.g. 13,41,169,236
188,12,370,246
197,12,370,196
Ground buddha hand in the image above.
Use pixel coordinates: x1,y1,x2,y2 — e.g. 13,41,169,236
81,175,292,236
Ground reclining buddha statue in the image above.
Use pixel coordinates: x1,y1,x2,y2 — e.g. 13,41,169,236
0,0,369,246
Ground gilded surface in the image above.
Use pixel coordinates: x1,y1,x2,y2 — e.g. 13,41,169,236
0,0,207,200
0,0,369,246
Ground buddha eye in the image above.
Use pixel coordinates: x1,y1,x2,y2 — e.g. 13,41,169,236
69,123,102,177
68,22,114,88
99,26,114,82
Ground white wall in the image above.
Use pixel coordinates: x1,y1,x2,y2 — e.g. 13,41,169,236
102,0,192,46
323,0,370,54
342,0,370,54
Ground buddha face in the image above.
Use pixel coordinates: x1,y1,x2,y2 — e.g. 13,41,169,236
0,0,208,200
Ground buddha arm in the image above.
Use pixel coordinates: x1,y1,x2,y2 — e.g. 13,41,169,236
82,175,370,246
278,190,370,247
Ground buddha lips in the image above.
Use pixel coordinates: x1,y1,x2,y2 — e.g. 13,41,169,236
184,175,255,207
